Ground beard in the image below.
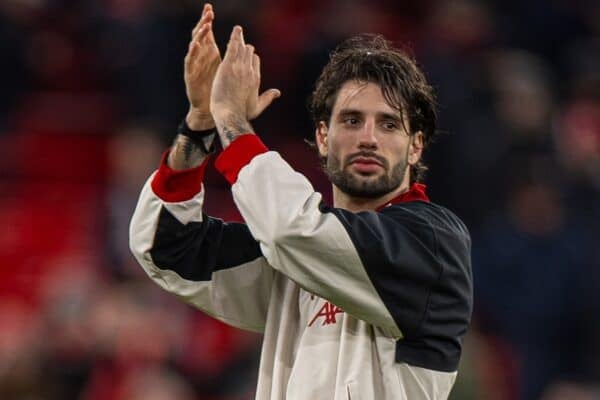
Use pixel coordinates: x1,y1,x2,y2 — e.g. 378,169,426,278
323,150,408,199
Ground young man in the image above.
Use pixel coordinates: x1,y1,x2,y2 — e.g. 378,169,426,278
130,4,472,399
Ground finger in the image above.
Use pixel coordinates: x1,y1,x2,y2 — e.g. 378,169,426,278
192,23,210,44
185,41,199,70
254,89,282,117
188,24,209,67
192,6,214,37
244,44,255,65
202,22,215,45
206,25,217,45
252,53,260,77
191,21,201,38
203,3,217,44
230,25,245,47
192,16,213,39
194,19,218,51
234,25,245,46
225,26,243,60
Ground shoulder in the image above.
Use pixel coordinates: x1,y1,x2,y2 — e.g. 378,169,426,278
381,201,471,244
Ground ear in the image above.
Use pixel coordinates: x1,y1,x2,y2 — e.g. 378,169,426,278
316,121,328,158
408,131,424,166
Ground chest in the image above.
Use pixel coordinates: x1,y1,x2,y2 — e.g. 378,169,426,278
298,288,346,332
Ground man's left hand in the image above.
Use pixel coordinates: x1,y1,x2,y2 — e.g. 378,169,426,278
210,26,280,145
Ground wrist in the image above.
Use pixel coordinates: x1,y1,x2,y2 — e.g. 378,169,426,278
168,136,210,170
177,118,216,154
213,112,254,149
212,108,246,126
186,108,214,130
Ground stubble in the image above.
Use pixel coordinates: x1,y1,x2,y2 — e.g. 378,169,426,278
323,151,408,199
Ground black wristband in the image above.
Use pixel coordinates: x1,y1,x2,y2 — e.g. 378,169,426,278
177,118,216,154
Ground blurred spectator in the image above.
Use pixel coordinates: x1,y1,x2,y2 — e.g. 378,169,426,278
473,157,597,400
554,97,600,221
0,1,598,399
105,121,165,278
438,49,557,228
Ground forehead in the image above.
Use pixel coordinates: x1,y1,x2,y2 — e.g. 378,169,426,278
331,80,400,116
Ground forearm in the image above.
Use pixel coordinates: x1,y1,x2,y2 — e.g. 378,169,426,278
214,112,254,148
169,110,252,169
168,110,216,170
168,134,215,170
129,170,272,333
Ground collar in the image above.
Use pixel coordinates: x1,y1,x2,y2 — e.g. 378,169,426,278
376,183,430,211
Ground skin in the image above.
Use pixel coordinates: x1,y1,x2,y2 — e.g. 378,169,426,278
173,3,423,213
316,81,424,212
168,4,280,170
210,26,280,147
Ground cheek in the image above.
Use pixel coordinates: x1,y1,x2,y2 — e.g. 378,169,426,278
325,135,346,159
381,137,408,163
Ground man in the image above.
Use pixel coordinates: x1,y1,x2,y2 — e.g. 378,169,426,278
130,3,472,399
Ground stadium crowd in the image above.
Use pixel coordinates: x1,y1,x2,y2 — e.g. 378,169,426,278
0,0,598,399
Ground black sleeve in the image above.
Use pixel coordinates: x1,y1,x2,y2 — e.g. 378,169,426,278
151,207,263,281
227,150,473,369
329,201,473,372
129,179,274,332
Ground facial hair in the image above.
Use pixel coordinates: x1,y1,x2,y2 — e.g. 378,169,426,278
323,150,409,199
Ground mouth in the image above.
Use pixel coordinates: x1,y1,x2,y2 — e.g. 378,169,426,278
348,156,384,174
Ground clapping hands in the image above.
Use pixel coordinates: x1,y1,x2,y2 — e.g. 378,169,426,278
183,4,280,133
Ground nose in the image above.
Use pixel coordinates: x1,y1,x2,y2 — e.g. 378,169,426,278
358,119,377,149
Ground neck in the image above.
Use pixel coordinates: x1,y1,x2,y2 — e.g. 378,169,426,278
332,179,411,212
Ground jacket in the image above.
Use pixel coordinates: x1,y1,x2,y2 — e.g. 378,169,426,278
129,134,473,399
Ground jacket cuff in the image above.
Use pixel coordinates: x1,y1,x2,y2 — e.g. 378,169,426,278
151,150,210,202
215,134,269,184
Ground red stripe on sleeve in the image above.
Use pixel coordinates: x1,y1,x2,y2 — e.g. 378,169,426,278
215,134,269,184
151,150,211,202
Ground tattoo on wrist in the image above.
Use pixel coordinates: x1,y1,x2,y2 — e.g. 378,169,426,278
181,135,197,161
168,134,214,170
216,114,254,148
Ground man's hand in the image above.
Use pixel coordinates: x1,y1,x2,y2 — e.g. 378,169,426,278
184,3,221,130
210,26,280,147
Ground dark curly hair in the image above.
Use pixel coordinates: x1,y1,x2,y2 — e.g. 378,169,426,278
309,34,438,184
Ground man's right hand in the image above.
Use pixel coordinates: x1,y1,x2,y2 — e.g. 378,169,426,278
184,3,221,131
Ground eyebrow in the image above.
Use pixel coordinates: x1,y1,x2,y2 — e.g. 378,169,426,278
337,108,363,117
337,108,402,122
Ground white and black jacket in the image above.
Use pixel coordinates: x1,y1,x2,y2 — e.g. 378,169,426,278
130,134,473,400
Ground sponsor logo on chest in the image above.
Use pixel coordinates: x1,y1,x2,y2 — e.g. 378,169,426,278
307,294,345,327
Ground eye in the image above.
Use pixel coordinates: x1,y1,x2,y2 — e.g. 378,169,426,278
344,117,359,126
382,121,398,130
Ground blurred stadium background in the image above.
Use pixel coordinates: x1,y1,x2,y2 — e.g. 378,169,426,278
0,0,598,399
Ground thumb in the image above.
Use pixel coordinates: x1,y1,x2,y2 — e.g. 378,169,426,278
253,89,281,118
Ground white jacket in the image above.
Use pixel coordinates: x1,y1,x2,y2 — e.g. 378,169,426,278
129,134,472,400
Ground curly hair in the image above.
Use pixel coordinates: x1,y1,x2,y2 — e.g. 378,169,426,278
309,34,438,184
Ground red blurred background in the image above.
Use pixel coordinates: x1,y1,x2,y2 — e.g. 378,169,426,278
0,0,598,399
